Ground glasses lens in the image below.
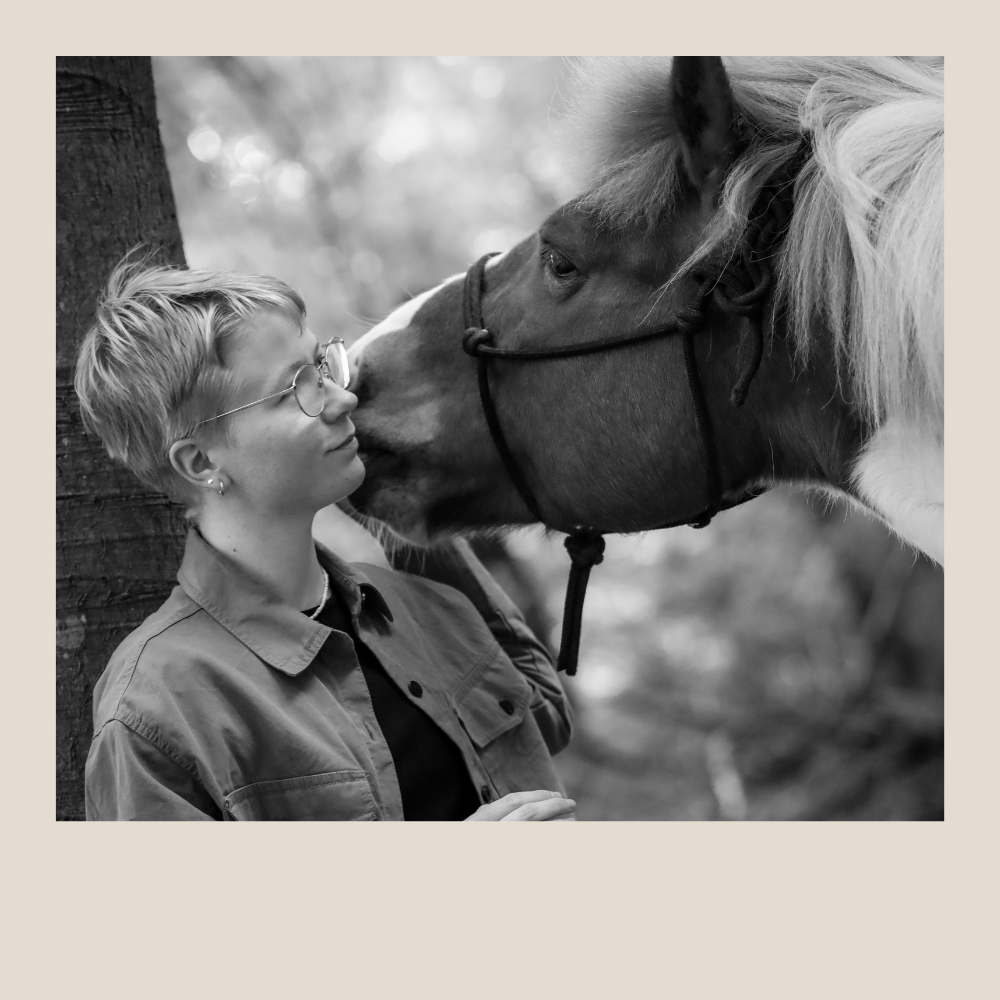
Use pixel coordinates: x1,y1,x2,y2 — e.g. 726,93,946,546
293,365,325,417
324,339,351,389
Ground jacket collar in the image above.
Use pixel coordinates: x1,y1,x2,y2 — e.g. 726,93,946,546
176,527,392,677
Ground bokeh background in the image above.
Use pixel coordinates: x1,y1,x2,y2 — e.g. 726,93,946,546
153,56,944,820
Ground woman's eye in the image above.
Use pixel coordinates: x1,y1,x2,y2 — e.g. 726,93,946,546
543,247,578,279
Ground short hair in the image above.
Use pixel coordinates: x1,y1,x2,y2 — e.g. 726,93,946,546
74,253,306,505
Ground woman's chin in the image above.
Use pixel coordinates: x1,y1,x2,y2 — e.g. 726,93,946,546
343,457,367,491
347,453,367,483
315,464,364,512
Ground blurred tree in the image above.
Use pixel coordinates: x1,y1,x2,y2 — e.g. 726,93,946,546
56,57,187,820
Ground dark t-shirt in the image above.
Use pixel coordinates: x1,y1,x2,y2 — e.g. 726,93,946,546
309,593,481,821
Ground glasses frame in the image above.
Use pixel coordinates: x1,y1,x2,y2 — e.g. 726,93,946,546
194,338,350,427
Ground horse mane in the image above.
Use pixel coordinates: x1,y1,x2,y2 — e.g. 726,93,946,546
562,57,944,434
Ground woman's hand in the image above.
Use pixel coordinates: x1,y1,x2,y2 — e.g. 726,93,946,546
464,789,576,821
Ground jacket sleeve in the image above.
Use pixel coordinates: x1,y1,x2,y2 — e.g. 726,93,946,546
389,538,572,754
85,719,220,821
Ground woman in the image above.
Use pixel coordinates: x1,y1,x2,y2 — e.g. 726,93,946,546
76,258,574,821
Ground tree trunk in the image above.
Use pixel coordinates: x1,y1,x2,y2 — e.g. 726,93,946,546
56,57,187,820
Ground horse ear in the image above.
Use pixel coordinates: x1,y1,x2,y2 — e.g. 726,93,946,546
669,56,737,203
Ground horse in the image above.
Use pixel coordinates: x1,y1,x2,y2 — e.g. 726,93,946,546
345,57,944,585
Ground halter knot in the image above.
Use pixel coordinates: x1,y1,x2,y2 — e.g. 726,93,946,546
714,270,770,315
557,529,606,675
463,327,492,356
564,529,605,568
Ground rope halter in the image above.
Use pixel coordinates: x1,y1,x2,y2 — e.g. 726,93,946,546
461,136,811,675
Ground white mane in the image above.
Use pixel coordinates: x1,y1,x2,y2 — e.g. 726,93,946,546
564,57,944,438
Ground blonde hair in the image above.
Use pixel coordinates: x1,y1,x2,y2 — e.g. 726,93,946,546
565,57,944,434
74,253,306,504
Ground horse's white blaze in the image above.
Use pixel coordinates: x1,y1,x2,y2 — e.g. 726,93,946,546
349,275,466,466
347,273,464,365
485,249,510,270
852,417,944,564
349,254,509,370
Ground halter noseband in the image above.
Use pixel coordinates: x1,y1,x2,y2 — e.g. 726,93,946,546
462,137,811,675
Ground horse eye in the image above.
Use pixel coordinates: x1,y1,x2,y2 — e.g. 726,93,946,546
543,247,578,278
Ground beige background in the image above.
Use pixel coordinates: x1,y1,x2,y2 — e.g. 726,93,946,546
13,7,995,996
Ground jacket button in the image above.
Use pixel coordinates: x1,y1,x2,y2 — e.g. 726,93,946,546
498,698,515,715
480,785,492,803
408,680,423,697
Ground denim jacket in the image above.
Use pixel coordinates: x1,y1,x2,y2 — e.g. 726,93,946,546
85,529,571,820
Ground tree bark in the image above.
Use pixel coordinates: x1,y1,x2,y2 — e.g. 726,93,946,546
56,57,187,820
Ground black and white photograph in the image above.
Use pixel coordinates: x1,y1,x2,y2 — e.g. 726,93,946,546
56,55,944,823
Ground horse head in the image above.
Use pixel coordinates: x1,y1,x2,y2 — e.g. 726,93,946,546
348,57,943,563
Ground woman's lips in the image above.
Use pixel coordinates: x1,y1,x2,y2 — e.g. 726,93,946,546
330,432,358,452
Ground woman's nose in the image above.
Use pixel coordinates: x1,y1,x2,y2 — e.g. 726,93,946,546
322,380,358,422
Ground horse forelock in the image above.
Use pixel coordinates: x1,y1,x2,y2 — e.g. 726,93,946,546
562,56,944,436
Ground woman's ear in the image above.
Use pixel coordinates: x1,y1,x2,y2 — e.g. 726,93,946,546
169,439,220,492
669,56,737,207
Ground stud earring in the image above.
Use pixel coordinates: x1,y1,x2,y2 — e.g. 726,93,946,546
207,477,225,496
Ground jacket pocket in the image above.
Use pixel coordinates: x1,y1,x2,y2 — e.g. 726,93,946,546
224,769,378,821
451,643,532,748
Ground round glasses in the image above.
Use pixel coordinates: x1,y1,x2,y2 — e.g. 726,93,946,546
196,338,351,426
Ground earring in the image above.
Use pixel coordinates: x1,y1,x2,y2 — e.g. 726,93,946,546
207,477,225,496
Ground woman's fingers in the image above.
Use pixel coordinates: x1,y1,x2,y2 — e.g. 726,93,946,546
464,789,572,821
499,796,576,821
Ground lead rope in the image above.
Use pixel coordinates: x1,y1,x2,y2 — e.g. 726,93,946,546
462,137,810,674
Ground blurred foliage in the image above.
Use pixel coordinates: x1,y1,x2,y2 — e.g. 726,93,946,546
154,57,575,338
154,57,943,820
510,492,943,819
